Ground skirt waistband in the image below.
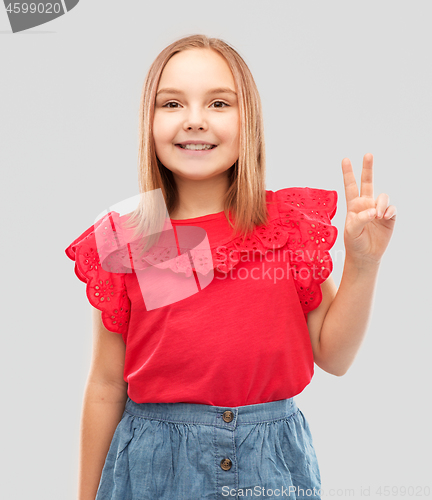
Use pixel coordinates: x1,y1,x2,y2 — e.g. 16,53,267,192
124,396,299,428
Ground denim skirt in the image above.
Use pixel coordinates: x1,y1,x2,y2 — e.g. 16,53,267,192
95,396,322,499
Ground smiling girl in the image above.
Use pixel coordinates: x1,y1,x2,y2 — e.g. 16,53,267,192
66,35,396,500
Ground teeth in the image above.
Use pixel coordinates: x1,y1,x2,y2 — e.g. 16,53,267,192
180,144,215,150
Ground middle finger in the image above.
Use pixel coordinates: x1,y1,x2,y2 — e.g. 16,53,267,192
360,153,374,199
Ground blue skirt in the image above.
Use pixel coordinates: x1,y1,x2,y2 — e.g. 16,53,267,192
96,396,322,499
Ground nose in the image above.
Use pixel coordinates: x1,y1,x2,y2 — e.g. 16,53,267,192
183,107,208,131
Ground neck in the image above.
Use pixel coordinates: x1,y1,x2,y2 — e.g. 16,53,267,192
170,172,231,220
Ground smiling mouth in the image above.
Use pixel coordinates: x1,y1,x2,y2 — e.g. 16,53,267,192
175,144,217,150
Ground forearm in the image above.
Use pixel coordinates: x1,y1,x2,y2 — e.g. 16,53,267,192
317,254,381,376
78,381,128,500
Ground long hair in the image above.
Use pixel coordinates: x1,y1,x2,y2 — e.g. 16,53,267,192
122,34,268,256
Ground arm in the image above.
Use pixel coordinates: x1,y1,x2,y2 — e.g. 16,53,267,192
78,307,128,500
308,258,380,376
307,153,396,377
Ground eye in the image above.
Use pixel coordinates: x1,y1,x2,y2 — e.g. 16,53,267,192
211,101,230,108
161,101,230,109
162,102,180,108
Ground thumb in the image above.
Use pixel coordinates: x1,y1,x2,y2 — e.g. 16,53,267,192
347,207,376,238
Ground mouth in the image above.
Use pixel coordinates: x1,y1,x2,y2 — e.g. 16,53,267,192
175,144,217,150
174,144,217,155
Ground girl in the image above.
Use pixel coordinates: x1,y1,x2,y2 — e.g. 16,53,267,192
65,35,397,500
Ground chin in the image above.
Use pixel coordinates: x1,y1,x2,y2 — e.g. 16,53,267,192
174,169,221,181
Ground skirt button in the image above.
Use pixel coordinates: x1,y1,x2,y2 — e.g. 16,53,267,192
220,458,232,471
222,410,234,422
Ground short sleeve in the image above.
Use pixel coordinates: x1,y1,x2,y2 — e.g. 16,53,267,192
64,213,131,335
275,186,338,316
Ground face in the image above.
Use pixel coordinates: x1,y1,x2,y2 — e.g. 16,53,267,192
153,48,240,183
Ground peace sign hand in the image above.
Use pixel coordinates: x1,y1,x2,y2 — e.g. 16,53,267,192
342,153,397,266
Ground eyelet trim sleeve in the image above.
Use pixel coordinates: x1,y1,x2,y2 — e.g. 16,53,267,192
275,186,338,314
65,213,131,335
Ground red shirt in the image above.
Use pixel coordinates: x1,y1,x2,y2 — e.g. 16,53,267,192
65,186,338,407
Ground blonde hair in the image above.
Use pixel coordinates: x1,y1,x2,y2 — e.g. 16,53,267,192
123,34,268,255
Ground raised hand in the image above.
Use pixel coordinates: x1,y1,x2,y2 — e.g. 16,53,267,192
341,153,396,266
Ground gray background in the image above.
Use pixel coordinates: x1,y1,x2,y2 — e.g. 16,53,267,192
1,1,430,499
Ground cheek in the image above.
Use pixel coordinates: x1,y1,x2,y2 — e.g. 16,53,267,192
152,116,163,142
217,125,239,145
218,115,240,144
152,112,173,141
153,130,172,156
222,126,240,149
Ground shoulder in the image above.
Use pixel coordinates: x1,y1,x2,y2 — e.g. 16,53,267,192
266,186,338,222
65,211,131,335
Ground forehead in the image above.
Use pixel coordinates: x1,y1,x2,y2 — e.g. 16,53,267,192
157,49,235,92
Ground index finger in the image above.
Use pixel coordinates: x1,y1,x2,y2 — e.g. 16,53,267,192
342,157,359,205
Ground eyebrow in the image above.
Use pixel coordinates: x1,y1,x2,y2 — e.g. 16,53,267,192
156,87,237,98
